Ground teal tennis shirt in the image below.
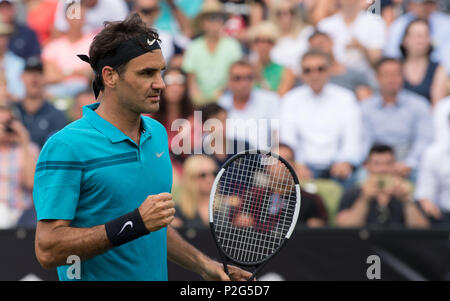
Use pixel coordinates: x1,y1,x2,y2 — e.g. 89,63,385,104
33,103,173,281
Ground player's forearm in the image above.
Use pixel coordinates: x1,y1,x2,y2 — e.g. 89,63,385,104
35,223,112,269
166,226,211,277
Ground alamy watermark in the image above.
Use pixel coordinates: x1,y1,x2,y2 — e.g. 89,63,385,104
366,255,381,280
366,0,382,19
66,0,81,20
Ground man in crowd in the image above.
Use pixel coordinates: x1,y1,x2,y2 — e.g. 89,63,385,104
13,57,68,149
308,30,372,101
0,102,38,229
336,144,429,228
280,50,363,186
361,58,433,180
218,60,279,151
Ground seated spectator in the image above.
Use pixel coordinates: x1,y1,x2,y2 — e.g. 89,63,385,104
317,0,386,78
42,1,94,99
400,18,448,105
172,155,218,229
133,0,175,63
280,50,363,186
248,21,295,96
154,0,201,39
151,67,195,180
182,1,243,105
336,144,429,229
415,141,450,227
13,57,68,149
0,20,25,100
276,143,328,227
26,0,59,46
71,89,95,121
0,102,39,229
268,0,314,75
218,60,279,151
308,30,373,101
0,0,41,60
200,102,250,167
361,58,433,180
53,0,129,35
433,96,450,145
384,0,450,64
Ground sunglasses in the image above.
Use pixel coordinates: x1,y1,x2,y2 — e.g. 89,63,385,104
140,7,159,16
277,9,294,17
254,38,275,45
206,13,226,22
164,73,186,86
302,65,328,74
231,74,254,82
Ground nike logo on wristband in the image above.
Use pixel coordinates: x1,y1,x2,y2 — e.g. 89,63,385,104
118,221,133,235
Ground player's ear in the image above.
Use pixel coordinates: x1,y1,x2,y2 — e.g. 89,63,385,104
102,66,119,90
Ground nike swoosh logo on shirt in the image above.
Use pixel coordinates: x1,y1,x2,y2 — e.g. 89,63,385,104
118,221,133,235
156,151,164,158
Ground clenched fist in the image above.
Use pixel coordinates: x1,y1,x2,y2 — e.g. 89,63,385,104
138,193,176,232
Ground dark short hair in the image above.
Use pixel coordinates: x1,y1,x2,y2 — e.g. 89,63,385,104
301,49,331,66
368,144,394,158
200,103,226,124
88,13,160,94
308,30,331,42
374,57,402,72
229,59,253,74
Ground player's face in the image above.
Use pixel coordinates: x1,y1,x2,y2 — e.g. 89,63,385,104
116,50,166,114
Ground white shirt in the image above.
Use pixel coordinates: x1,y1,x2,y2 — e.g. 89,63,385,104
415,144,450,212
433,96,450,146
270,26,314,75
280,83,363,168
218,88,280,151
54,0,129,34
318,11,386,75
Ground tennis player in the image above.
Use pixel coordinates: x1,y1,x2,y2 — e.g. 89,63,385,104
33,14,251,281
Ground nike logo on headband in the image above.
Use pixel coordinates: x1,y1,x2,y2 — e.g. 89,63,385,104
147,38,156,46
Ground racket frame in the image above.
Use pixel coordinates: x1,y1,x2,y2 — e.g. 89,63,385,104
209,149,301,280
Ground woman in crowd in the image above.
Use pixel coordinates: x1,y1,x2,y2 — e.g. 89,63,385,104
151,67,195,183
268,0,314,76
401,18,448,106
172,155,218,229
248,21,295,96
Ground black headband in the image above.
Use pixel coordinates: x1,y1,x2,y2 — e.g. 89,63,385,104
78,33,161,99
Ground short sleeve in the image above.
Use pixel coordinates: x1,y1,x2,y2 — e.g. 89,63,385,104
181,41,198,73
33,139,83,221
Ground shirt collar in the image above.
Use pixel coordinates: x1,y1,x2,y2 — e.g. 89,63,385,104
83,103,152,144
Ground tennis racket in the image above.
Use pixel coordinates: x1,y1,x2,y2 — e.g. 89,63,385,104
209,150,301,281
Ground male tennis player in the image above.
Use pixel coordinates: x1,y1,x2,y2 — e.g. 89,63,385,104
33,13,251,281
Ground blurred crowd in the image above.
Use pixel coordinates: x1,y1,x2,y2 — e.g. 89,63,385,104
0,0,449,231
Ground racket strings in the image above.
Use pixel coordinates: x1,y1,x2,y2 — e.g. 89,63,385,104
213,153,297,264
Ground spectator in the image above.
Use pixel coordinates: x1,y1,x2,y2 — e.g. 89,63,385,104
13,57,68,149
0,102,39,229
133,0,176,63
400,18,448,105
268,0,314,75
218,60,279,151
336,144,429,228
415,141,450,227
308,30,373,101
151,67,196,180
200,102,250,167
248,21,295,96
26,0,59,46
276,143,328,227
71,89,95,121
384,0,450,63
53,0,129,35
0,20,25,100
317,0,386,78
361,58,433,180
0,0,41,60
172,154,218,229
182,0,243,105
280,50,363,185
42,1,94,99
305,0,340,26
433,96,450,145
